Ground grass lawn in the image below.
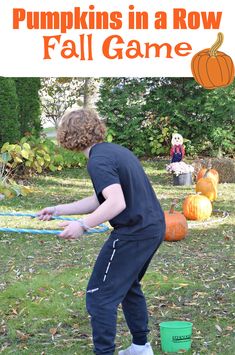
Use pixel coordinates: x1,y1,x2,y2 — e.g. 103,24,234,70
0,161,234,354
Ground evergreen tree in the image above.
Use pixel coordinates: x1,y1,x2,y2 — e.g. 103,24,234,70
14,78,42,136
0,77,20,145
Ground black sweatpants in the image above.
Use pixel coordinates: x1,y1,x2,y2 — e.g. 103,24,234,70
86,234,163,355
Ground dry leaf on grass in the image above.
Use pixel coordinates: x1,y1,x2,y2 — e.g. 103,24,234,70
16,330,30,341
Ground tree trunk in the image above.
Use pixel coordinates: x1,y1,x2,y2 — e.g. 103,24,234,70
217,146,223,158
83,78,91,109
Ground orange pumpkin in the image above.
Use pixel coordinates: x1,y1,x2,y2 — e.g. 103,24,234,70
183,194,212,221
196,177,217,202
197,168,219,184
191,32,234,90
164,203,188,242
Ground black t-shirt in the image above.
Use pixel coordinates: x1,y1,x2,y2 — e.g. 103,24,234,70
87,142,165,239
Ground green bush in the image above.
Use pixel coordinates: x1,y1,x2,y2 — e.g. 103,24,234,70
0,179,33,200
0,77,20,145
0,136,86,179
14,78,42,137
98,78,235,158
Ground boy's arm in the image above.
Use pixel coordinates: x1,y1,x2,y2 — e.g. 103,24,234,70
83,184,126,228
56,194,100,215
59,184,126,238
38,194,100,220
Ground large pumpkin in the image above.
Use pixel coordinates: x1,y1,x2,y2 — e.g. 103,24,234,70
164,203,188,242
191,32,234,90
183,194,212,221
196,177,217,201
197,168,219,184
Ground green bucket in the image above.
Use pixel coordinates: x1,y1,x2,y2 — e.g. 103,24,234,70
159,321,193,353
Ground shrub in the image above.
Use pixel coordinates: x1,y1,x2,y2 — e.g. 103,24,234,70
0,136,86,179
0,179,33,200
98,78,235,157
0,78,20,145
14,78,42,137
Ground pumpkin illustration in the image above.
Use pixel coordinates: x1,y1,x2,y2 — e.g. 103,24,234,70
191,32,234,89
197,168,219,184
196,176,217,202
183,194,212,221
164,202,188,242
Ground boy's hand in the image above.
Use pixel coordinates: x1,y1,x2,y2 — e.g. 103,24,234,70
58,221,84,239
37,206,57,221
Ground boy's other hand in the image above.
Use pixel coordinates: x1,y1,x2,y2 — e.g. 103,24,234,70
37,206,57,221
58,221,84,239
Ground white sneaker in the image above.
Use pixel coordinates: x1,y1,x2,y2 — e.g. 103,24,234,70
118,343,154,355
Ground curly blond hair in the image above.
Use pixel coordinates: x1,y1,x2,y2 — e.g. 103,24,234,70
57,109,106,151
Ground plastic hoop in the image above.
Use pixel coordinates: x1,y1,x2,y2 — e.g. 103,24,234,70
0,212,110,235
188,210,229,228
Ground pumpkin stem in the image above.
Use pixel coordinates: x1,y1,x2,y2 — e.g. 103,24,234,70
207,159,212,169
209,32,224,57
203,169,210,178
169,199,178,214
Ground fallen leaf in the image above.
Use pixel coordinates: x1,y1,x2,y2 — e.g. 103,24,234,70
49,328,57,336
73,291,85,297
225,326,233,331
16,330,30,341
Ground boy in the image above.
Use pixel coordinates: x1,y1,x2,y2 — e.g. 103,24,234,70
38,109,165,355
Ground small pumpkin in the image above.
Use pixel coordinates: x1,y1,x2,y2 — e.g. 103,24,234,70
164,202,188,242
196,176,217,202
197,168,219,184
183,194,212,221
191,32,234,89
